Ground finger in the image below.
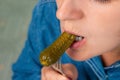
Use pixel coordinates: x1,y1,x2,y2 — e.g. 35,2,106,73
41,72,46,80
62,64,78,80
41,66,70,80
41,67,47,80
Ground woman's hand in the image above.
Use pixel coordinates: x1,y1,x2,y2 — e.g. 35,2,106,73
41,63,78,80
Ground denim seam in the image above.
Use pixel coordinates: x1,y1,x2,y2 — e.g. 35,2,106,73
104,64,120,69
89,60,105,78
85,60,104,80
92,60,105,75
114,64,120,68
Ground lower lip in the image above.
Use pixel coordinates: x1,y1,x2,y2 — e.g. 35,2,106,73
70,38,86,49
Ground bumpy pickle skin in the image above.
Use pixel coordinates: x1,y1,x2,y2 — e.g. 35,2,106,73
39,32,76,66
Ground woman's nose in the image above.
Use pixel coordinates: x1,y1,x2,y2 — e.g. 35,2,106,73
56,0,84,20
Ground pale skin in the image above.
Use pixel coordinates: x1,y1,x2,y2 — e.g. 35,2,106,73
41,0,120,80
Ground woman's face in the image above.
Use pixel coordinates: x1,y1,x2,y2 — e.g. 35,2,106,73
56,0,120,61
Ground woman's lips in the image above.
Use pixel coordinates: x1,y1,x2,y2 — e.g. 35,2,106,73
70,36,86,49
63,31,86,49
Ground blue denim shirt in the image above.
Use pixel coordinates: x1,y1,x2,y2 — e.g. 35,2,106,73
12,0,120,80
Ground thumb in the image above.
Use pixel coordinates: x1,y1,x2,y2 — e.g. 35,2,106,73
62,63,78,80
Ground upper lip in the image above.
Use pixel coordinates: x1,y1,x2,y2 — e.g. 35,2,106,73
64,30,84,37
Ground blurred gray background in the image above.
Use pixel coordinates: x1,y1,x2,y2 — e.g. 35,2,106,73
0,0,37,80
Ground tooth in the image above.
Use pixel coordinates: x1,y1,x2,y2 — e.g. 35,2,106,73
75,36,82,41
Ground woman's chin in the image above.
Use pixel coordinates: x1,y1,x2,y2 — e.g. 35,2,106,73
66,49,96,61
66,50,87,61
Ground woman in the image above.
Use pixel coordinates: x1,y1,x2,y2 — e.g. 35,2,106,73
12,0,120,80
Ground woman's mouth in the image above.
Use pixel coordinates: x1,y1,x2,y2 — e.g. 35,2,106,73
70,36,86,49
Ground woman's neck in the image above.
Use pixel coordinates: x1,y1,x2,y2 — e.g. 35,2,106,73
100,46,120,67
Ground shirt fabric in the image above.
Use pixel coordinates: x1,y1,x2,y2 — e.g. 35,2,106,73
12,0,120,80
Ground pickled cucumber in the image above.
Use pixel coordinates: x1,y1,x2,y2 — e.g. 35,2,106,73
39,32,76,66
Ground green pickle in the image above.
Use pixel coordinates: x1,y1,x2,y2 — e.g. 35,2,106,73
39,32,76,66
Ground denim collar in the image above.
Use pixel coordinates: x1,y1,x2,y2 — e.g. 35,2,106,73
104,60,120,70
86,56,120,80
